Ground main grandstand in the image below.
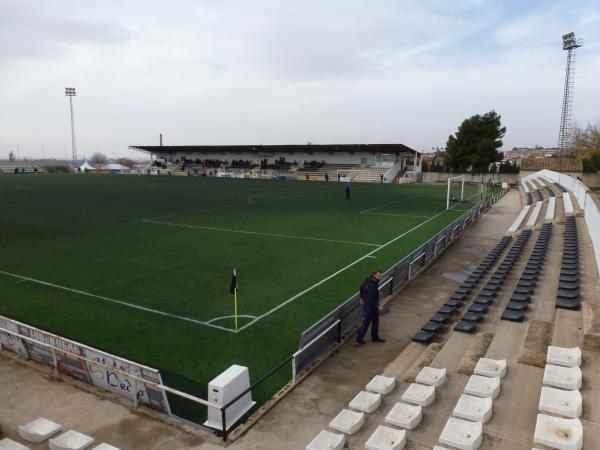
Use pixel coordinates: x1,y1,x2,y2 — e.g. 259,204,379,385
129,143,422,183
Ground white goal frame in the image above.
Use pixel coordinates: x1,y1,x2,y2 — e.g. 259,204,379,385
447,175,465,209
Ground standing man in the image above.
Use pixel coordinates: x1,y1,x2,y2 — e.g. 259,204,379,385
345,182,351,200
356,270,386,345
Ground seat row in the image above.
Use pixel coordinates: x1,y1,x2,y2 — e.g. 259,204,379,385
526,192,533,205
454,230,531,334
556,216,580,311
306,367,448,450
436,357,508,450
534,346,583,450
0,417,120,450
501,223,552,322
411,236,512,343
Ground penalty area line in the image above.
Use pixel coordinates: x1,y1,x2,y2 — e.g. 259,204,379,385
142,219,382,247
0,269,236,334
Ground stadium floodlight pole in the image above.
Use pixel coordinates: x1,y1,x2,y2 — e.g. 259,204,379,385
558,32,582,185
65,87,78,167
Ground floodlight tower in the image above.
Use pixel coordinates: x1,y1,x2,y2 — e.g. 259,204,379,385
557,33,582,174
65,87,78,166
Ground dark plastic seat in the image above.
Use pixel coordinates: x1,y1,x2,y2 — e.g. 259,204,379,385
514,286,533,295
558,281,579,291
462,311,484,322
478,290,496,299
454,287,471,295
486,279,502,288
559,275,579,283
474,297,494,306
523,269,539,276
517,279,536,288
501,310,525,322
430,313,451,323
555,299,581,311
511,293,532,302
421,321,444,333
557,289,580,299
438,306,457,315
520,273,537,281
412,331,435,342
454,321,477,333
506,301,529,311
561,263,579,271
468,304,488,314
560,269,579,276
444,299,463,308
449,293,467,301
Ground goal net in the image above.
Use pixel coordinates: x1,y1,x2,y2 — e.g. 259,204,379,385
447,176,465,209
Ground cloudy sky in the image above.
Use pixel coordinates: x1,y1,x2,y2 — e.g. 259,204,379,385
1,0,599,159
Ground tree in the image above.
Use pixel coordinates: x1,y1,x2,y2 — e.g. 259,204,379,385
445,111,506,173
89,152,108,164
8,151,15,162
117,158,134,168
572,123,600,172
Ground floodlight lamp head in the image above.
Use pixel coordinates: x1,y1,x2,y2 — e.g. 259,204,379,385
65,87,76,96
562,32,582,50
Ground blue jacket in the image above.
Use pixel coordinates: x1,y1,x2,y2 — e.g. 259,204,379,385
360,276,379,309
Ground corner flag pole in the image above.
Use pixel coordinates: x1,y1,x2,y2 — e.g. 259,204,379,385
230,269,239,331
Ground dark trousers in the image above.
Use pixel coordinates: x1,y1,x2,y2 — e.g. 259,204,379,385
345,190,350,199
356,305,379,342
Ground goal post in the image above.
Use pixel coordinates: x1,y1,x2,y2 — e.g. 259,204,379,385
447,175,465,209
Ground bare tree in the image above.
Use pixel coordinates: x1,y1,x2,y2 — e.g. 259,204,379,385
89,152,108,165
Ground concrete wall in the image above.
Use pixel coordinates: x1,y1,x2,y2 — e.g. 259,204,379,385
421,172,520,184
524,169,600,276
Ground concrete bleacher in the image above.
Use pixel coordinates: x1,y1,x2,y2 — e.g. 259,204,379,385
295,164,391,183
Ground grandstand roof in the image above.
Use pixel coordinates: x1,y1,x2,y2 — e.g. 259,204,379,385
130,144,419,155
520,157,583,172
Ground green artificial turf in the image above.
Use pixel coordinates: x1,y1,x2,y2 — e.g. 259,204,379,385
0,174,486,423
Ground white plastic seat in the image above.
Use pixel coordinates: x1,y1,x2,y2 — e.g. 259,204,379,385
0,438,31,450
547,346,582,368
401,383,436,406
453,394,493,423
365,425,406,450
366,375,396,395
306,430,345,450
539,387,582,419
348,391,382,413
328,409,365,435
415,367,447,387
385,402,422,429
464,375,501,399
432,447,453,450
474,358,507,379
18,418,63,443
91,446,122,450
543,365,582,390
439,417,483,450
534,414,583,450
49,430,95,450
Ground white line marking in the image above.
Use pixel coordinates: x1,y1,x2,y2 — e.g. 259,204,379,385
15,279,28,284
359,194,419,214
0,270,236,334
236,205,455,332
362,212,433,219
142,219,382,247
206,314,258,324
366,256,377,259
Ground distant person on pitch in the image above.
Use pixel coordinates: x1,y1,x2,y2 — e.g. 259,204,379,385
345,182,351,199
356,270,385,346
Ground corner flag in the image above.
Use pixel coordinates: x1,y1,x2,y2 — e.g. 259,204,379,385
230,269,239,331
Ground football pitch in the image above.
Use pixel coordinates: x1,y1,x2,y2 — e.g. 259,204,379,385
0,174,484,421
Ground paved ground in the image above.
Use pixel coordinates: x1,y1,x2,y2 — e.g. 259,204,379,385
1,187,598,449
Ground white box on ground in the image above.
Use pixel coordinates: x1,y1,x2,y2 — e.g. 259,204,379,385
204,365,256,430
